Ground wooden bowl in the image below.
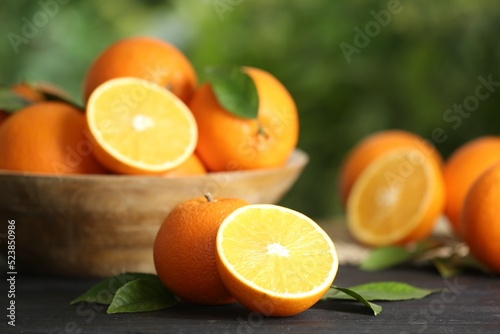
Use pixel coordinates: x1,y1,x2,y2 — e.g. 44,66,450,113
0,149,308,277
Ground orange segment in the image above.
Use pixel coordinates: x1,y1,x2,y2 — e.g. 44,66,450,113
216,204,338,317
347,148,445,247
86,77,198,174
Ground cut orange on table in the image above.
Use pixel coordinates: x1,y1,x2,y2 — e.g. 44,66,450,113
338,130,442,208
347,148,445,247
86,77,198,174
216,204,338,317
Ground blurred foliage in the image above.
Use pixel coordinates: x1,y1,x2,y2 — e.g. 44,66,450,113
2,0,500,219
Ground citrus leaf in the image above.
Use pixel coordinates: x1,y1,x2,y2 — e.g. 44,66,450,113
325,286,382,316
39,90,84,110
0,87,32,113
360,240,442,271
324,282,443,302
360,246,414,271
204,66,259,119
70,273,156,305
107,276,178,314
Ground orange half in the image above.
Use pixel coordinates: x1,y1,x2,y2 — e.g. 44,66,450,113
216,204,338,317
347,148,445,247
86,77,198,174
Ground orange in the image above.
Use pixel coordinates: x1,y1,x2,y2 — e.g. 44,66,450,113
86,77,198,175
462,163,500,273
443,136,500,237
189,67,299,171
164,154,207,177
0,101,105,175
216,204,338,317
83,36,197,103
347,148,445,247
153,194,248,305
338,130,442,207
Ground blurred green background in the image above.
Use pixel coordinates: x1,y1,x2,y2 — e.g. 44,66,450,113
2,0,500,219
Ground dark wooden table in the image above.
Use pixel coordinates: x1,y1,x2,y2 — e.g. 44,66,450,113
1,262,499,334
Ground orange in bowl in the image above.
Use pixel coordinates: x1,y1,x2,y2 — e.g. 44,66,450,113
0,101,105,175
86,77,198,175
83,36,197,103
189,67,299,172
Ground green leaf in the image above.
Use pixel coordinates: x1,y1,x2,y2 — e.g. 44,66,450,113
360,240,443,271
70,273,156,305
204,66,259,119
324,282,443,302
107,276,178,314
0,86,32,113
360,246,414,271
326,286,383,316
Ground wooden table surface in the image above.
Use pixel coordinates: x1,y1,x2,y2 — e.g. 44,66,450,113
1,261,499,334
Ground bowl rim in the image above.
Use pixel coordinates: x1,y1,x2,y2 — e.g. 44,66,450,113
0,148,309,181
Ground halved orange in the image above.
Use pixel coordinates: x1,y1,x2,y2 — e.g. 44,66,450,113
216,204,338,317
347,148,445,247
86,77,198,174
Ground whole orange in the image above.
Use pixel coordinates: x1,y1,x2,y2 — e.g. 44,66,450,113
153,194,248,304
0,102,105,175
462,163,500,273
338,130,442,207
82,36,197,103
443,136,500,237
189,67,299,171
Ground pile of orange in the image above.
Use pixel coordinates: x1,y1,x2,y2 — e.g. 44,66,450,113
153,194,339,317
0,36,299,177
339,130,500,273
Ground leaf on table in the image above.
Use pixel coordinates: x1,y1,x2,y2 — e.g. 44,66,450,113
360,245,414,271
107,276,178,314
360,239,443,271
325,286,383,316
70,273,157,305
0,86,32,113
325,281,444,301
203,66,259,119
